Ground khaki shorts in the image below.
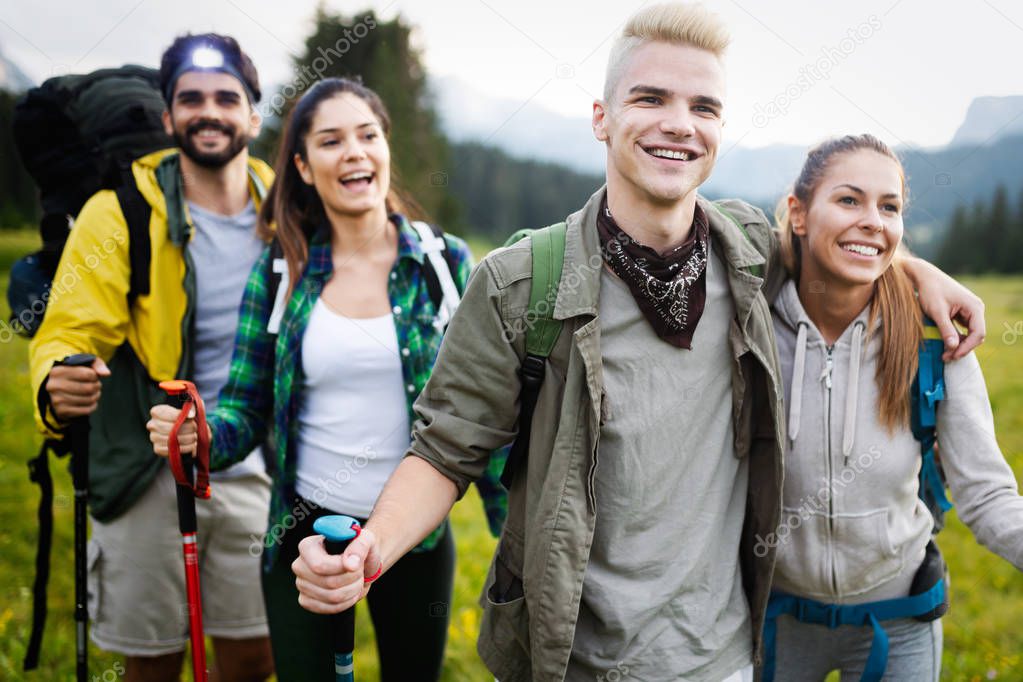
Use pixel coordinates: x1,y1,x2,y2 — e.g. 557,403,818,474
87,464,271,656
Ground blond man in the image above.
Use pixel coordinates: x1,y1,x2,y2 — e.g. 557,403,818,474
291,4,982,680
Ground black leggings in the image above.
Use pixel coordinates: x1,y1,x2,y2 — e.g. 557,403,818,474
261,500,455,682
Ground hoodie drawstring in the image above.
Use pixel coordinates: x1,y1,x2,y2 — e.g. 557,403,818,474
788,322,809,443
788,318,865,466
842,321,866,464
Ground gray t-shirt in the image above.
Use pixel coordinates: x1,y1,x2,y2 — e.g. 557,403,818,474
567,250,752,681
187,200,265,480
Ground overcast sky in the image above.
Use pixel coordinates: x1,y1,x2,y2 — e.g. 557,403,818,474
3,0,1021,150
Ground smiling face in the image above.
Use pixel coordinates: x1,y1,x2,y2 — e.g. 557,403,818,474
293,92,391,220
163,71,260,168
593,41,725,208
791,149,905,290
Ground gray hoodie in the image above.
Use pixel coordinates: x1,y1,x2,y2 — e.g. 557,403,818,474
770,280,1023,605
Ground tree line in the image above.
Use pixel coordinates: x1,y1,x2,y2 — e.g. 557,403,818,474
249,7,605,242
936,184,1023,274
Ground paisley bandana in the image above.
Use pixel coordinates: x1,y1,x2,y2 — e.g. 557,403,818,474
596,196,709,349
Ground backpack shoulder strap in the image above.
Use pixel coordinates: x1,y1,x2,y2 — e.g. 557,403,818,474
710,199,766,279
503,227,536,249
266,240,287,335
115,182,151,304
500,221,566,488
912,317,953,528
23,438,69,671
411,221,461,330
524,222,567,357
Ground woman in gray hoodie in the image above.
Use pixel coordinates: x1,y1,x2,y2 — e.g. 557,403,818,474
764,134,1023,682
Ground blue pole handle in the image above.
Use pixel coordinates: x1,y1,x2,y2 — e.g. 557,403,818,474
314,515,361,554
312,515,360,682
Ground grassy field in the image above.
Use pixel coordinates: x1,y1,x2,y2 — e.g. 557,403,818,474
0,228,1020,680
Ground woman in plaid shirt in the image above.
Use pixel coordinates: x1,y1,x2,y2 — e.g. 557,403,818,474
150,77,506,681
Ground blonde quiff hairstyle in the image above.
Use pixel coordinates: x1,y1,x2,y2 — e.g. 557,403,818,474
604,3,730,101
775,134,922,432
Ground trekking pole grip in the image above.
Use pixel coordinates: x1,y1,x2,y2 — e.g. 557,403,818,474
158,380,212,526
56,352,95,682
312,515,361,682
56,353,97,482
165,391,198,534
158,380,209,682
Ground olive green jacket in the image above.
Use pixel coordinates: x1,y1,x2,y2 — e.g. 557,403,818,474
410,187,787,681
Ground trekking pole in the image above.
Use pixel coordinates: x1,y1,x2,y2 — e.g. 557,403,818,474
311,515,362,682
58,353,97,682
158,380,212,682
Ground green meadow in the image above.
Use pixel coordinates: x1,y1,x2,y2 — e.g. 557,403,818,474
0,229,1020,680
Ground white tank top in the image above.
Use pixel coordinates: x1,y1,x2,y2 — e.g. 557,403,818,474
294,299,410,517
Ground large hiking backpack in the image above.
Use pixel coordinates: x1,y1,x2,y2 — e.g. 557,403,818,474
13,65,171,672
8,64,172,337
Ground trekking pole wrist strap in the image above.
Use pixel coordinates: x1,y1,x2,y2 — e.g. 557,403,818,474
163,381,211,498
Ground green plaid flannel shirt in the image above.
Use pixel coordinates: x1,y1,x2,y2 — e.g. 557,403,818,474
208,215,508,570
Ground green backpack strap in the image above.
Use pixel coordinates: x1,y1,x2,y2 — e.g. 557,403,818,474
710,201,765,279
525,223,567,356
500,222,566,488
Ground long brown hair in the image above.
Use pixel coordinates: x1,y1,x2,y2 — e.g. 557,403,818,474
775,134,922,432
257,77,427,294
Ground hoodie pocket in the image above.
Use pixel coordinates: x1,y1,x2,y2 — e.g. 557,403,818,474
774,506,901,598
832,508,902,595
774,506,834,597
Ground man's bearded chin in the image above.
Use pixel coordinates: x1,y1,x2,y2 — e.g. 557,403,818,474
175,123,250,169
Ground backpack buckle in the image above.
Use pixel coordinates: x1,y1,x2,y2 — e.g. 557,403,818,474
519,354,546,388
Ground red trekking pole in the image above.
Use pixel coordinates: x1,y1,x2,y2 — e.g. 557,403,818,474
159,380,211,682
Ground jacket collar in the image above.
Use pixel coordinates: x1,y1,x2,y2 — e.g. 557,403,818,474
553,187,605,320
138,148,274,223
701,196,766,330
553,187,767,323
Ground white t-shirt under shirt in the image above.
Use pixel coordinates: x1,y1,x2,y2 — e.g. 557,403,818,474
294,299,411,517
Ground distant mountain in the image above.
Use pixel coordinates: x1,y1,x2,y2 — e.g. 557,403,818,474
701,144,806,203
949,96,1023,148
430,74,605,175
0,47,33,93
898,134,1023,257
